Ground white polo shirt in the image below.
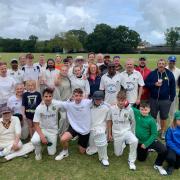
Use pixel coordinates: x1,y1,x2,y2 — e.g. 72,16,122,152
120,70,144,104
7,95,22,114
40,69,59,88
90,103,110,134
7,69,24,84
109,104,135,136
33,100,60,134
166,66,180,85
54,99,92,135
99,73,124,105
22,65,40,81
0,116,21,148
0,76,15,105
70,75,90,96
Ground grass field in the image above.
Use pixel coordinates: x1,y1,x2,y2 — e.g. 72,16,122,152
0,53,180,180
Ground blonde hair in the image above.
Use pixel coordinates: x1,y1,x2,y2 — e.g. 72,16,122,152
25,80,36,91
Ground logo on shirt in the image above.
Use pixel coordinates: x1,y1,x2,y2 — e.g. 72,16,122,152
126,82,135,91
107,84,117,94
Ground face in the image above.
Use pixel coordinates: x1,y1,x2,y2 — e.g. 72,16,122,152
74,67,82,77
117,98,126,108
11,62,18,70
47,60,55,68
108,66,116,75
74,93,83,104
96,54,104,63
55,57,62,64
126,60,134,72
19,56,26,66
88,54,95,63
94,99,102,106
76,59,84,66
26,58,33,65
16,85,24,96
113,58,120,66
43,92,53,105
0,65,7,76
140,107,150,116
168,61,175,69
90,64,97,74
67,58,73,65
27,82,36,92
39,55,45,65
2,112,11,121
157,60,166,72
139,59,146,67
104,57,111,65
61,66,68,77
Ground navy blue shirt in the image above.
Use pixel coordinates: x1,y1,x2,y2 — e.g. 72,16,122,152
145,68,176,101
88,76,101,98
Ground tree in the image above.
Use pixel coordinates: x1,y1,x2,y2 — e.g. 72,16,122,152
165,27,180,49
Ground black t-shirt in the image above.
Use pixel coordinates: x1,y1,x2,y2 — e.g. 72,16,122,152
22,91,42,120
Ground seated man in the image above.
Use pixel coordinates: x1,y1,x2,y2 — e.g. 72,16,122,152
0,107,33,161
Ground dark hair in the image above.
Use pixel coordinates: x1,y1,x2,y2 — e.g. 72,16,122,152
73,88,83,95
43,88,54,96
88,52,95,58
63,58,69,63
46,58,55,69
140,101,150,108
26,53,34,59
67,56,73,59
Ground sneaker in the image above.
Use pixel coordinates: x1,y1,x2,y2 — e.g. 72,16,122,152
55,150,69,161
166,166,174,175
161,132,166,140
35,153,42,161
86,146,98,155
128,162,136,170
101,159,109,166
154,165,167,175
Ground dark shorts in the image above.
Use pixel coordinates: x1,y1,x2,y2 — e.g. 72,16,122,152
150,98,171,120
67,125,90,148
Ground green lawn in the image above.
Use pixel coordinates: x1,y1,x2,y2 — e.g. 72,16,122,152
0,53,180,69
0,140,179,180
0,53,180,179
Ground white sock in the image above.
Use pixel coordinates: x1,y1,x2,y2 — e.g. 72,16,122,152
97,145,108,161
35,145,42,155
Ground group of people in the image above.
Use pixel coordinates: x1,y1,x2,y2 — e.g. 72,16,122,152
0,52,180,176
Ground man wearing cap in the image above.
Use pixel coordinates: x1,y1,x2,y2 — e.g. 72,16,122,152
135,57,151,102
0,107,34,161
113,56,124,73
145,59,176,139
120,59,144,105
86,91,110,166
7,59,24,84
166,56,180,121
99,54,111,76
99,62,124,105
0,62,15,115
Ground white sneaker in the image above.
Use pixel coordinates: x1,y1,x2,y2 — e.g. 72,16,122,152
35,154,42,161
55,150,69,161
128,162,136,170
101,159,109,166
154,165,167,175
86,146,98,155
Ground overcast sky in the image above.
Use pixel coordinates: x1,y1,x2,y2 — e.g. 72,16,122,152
0,0,180,44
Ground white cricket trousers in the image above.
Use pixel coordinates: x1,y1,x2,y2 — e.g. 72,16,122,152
31,130,57,156
113,131,138,163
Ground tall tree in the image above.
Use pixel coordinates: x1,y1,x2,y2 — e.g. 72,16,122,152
165,27,180,49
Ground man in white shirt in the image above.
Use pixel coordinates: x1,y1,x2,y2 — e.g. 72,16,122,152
55,88,92,161
100,63,124,105
0,107,34,161
0,62,15,114
120,59,144,105
166,56,180,121
7,59,24,84
34,54,47,72
31,88,60,160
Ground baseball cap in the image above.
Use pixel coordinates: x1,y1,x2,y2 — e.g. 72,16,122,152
92,91,104,100
1,107,12,115
168,56,176,62
174,111,180,121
